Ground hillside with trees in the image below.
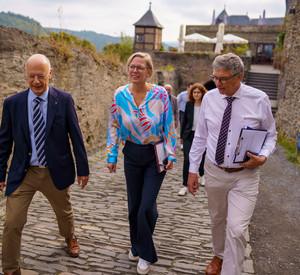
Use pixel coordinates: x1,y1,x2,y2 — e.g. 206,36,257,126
0,11,46,35
0,11,121,51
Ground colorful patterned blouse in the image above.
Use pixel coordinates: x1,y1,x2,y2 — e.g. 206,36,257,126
107,84,177,163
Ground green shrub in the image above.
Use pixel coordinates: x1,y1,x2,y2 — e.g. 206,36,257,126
277,131,300,166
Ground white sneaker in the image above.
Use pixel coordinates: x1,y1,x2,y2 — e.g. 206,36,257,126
178,186,188,196
128,249,139,261
200,176,205,186
137,258,150,274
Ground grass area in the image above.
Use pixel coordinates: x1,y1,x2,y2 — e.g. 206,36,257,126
277,131,300,166
48,31,101,65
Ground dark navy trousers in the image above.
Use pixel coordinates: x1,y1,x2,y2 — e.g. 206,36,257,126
183,131,205,186
122,141,166,263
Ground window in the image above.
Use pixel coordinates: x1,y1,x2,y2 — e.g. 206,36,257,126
136,34,144,43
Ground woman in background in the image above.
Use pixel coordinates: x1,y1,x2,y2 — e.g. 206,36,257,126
178,83,207,196
106,52,176,274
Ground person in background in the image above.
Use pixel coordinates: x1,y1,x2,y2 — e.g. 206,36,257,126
203,79,217,91
164,84,179,129
187,53,276,275
106,52,176,275
178,83,207,196
177,82,193,150
0,54,89,275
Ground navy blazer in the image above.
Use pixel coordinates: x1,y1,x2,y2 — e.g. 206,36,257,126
0,87,89,196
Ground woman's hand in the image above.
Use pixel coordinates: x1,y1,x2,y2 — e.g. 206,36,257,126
107,162,117,173
165,160,173,170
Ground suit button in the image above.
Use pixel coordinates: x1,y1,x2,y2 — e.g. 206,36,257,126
28,153,32,156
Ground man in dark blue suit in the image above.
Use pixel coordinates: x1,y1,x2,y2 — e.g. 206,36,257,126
0,54,90,275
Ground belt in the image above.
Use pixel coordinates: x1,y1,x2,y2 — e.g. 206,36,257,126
31,165,47,169
215,164,245,173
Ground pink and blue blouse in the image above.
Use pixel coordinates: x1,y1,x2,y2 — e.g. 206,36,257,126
107,84,177,163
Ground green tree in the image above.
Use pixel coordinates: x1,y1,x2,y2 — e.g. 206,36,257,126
102,33,133,63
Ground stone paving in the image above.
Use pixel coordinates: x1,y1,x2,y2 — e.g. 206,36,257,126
0,146,254,275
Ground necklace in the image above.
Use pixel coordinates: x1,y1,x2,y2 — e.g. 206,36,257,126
132,91,146,99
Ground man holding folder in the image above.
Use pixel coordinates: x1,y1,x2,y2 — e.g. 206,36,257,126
187,53,276,275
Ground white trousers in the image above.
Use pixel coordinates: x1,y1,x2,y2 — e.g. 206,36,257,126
204,158,260,275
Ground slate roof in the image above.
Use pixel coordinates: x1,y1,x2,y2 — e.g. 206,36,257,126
213,9,284,26
250,18,285,25
134,8,163,29
215,9,228,24
227,15,251,25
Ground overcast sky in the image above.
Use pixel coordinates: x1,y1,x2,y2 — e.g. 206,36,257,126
0,0,286,42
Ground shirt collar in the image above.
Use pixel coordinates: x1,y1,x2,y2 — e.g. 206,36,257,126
220,83,243,100
29,87,49,102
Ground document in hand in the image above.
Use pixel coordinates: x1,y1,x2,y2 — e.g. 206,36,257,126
233,128,267,163
154,140,168,173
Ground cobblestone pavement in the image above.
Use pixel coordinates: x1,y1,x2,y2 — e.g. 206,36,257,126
0,147,254,275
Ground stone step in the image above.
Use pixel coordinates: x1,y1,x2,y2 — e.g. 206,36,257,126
246,71,279,117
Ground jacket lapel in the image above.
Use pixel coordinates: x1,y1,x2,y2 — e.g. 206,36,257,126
45,87,58,140
20,89,31,146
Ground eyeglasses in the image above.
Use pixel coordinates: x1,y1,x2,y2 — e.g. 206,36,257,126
128,65,148,72
26,74,49,81
210,74,237,84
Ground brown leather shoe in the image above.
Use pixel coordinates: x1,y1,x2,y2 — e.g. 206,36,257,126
205,256,223,275
66,235,80,257
4,266,21,275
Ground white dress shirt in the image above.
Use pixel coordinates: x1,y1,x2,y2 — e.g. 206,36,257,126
189,83,277,172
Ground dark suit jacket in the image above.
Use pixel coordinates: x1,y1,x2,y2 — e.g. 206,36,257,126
180,101,196,141
0,86,89,196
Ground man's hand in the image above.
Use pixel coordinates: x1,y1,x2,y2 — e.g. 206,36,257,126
187,173,199,196
0,182,6,192
107,162,117,173
240,152,267,168
77,176,89,189
165,160,173,170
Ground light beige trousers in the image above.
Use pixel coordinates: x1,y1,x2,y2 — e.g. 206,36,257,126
204,158,260,275
2,167,74,273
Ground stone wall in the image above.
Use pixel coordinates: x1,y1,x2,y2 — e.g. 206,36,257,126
151,52,251,94
0,26,128,153
152,51,217,94
276,0,300,141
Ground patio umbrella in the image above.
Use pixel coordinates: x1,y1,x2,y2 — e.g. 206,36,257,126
184,33,212,42
184,33,212,51
211,33,249,44
178,24,184,52
215,23,225,54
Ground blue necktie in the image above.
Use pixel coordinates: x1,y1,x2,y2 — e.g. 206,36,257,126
33,97,47,166
215,97,235,165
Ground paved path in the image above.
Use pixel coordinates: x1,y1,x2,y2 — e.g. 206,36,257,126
0,146,254,275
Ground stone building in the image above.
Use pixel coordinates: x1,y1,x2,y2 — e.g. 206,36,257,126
133,3,163,52
185,8,285,65
275,0,300,141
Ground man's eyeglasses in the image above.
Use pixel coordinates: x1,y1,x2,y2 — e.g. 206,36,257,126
26,74,49,81
128,65,148,72
210,74,237,84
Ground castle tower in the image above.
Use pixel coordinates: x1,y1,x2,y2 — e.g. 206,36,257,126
133,2,163,51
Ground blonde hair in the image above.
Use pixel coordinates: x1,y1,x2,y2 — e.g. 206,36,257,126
126,52,153,77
